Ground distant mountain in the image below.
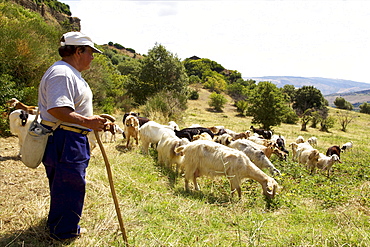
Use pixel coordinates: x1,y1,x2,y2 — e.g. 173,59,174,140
243,76,370,96
243,76,370,108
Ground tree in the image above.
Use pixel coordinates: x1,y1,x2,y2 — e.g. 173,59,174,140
281,84,296,104
359,102,370,114
128,43,188,104
203,71,227,93
293,86,328,131
247,81,289,130
334,97,353,110
336,110,357,132
208,92,227,112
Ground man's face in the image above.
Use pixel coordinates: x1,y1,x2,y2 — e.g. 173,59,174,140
78,46,94,71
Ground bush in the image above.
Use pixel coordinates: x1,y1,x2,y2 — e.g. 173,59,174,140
208,92,227,112
188,89,199,100
141,90,187,123
235,100,248,115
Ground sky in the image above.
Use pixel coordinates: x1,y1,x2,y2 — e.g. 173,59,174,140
59,0,370,83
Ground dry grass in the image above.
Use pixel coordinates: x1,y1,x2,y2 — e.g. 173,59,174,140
1,88,370,246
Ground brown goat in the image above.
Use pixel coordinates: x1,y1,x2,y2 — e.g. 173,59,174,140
6,98,38,114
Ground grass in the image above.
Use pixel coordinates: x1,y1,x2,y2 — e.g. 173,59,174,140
1,88,370,246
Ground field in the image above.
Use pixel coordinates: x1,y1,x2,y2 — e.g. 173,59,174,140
1,88,370,246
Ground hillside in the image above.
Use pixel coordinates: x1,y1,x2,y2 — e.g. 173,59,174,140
244,76,370,108
245,76,370,96
325,89,370,108
2,87,370,246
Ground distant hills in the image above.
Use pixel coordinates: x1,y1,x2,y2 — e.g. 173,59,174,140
244,76,370,108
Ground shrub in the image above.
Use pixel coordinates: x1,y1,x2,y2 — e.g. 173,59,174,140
208,92,227,112
141,90,187,123
188,89,199,100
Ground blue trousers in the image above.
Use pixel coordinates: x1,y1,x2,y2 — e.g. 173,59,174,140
42,128,90,240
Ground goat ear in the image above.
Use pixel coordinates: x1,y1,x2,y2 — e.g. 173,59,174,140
174,146,185,156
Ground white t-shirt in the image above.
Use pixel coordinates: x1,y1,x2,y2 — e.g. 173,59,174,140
38,60,93,129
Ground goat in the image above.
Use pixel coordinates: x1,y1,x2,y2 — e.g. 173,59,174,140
139,121,177,154
213,133,233,146
316,153,342,176
307,136,318,147
192,132,213,141
123,112,150,127
6,98,38,114
296,135,305,144
341,141,353,152
250,126,272,139
174,127,214,142
242,139,276,159
228,139,281,176
9,109,38,156
102,123,123,143
292,142,313,162
123,115,139,148
326,145,342,159
157,132,189,173
174,140,279,199
298,148,320,173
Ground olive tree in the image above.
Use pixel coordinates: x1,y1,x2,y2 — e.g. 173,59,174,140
247,81,289,130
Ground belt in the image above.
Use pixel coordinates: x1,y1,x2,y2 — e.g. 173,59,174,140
41,120,91,135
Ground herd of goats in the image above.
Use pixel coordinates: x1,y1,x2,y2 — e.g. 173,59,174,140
6,98,354,200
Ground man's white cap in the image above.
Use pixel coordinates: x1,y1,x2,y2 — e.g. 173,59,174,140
60,32,102,54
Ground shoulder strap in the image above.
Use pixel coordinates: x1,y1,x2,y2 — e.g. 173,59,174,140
35,107,62,131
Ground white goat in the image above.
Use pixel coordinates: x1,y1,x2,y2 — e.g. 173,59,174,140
228,139,281,176
298,148,320,173
213,133,233,146
9,109,38,156
157,132,189,172
341,141,353,152
307,136,318,147
296,135,305,144
139,121,176,154
192,132,213,141
174,140,279,199
316,153,342,176
292,142,313,162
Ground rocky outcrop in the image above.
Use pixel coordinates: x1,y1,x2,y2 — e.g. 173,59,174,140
10,0,80,31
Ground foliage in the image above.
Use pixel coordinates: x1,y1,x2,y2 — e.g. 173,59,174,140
34,0,71,16
83,55,132,113
136,43,189,104
336,110,357,131
247,81,290,130
319,115,335,132
203,71,227,93
183,57,225,79
227,79,256,101
116,58,142,76
220,69,242,83
359,102,370,114
113,42,125,49
293,86,328,131
0,2,64,136
235,100,248,116
300,109,313,131
334,97,353,110
282,107,299,124
208,92,227,112
188,88,199,100
281,84,296,103
141,90,187,123
293,86,327,115
188,75,201,84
